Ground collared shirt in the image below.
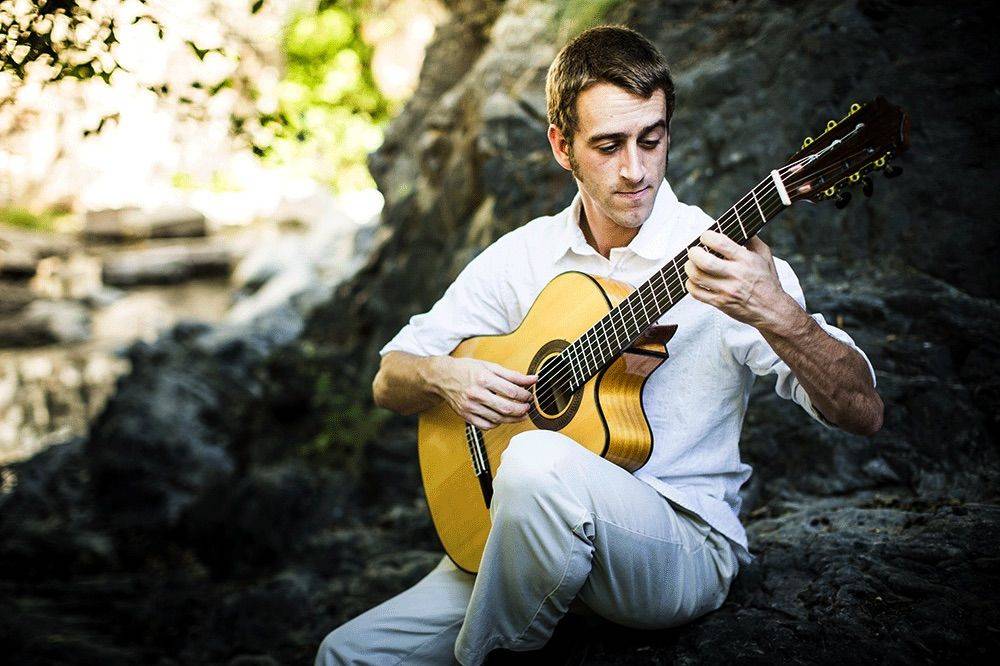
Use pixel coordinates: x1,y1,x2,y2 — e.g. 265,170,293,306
379,178,877,566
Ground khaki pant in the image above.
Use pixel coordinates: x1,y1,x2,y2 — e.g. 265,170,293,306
316,430,739,665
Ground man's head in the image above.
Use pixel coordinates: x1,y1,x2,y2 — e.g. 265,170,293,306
545,25,674,231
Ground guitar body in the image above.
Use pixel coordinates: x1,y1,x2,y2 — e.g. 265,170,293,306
417,271,671,573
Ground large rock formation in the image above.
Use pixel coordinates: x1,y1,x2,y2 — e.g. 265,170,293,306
1,0,998,663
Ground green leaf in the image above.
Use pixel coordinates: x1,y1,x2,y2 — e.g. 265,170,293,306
185,40,209,61
208,78,233,95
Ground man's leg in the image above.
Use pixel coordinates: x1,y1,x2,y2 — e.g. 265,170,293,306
454,430,739,665
315,554,474,666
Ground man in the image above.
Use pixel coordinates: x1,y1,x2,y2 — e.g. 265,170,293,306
317,24,883,666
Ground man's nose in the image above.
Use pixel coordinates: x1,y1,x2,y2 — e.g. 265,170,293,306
619,142,645,183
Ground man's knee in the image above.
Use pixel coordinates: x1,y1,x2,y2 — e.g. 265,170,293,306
493,431,586,514
315,624,362,666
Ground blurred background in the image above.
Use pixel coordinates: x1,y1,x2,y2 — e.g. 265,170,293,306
1,1,999,664
1,0,442,464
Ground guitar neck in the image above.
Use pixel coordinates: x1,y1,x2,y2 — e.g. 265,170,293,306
561,172,792,392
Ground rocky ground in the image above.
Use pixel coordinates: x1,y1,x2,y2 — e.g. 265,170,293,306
2,0,999,663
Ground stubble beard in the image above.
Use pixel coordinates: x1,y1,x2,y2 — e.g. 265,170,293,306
568,146,663,230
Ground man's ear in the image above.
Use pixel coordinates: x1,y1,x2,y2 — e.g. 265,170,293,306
547,124,573,172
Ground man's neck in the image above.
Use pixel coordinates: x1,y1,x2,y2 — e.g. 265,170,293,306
579,203,641,259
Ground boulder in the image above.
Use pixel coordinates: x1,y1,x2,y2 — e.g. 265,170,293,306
0,299,90,347
0,224,73,278
83,205,207,241
101,243,232,286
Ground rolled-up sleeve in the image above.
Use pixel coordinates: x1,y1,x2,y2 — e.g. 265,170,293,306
721,257,876,428
379,241,514,358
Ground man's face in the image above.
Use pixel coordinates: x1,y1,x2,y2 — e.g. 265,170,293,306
550,82,670,231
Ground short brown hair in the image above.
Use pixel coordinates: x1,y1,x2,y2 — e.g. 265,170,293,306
545,25,675,146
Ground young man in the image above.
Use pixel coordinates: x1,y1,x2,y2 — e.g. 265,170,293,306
316,24,883,666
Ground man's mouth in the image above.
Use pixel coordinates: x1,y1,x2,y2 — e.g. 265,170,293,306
615,185,650,200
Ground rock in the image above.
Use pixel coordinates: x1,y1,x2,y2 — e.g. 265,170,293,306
0,245,37,278
0,299,90,347
0,348,129,465
520,496,1000,664
0,281,33,314
29,254,104,300
227,210,364,344
101,243,232,286
180,462,353,576
83,205,207,241
82,207,140,242
83,322,251,534
0,224,73,278
137,205,208,239
230,226,302,293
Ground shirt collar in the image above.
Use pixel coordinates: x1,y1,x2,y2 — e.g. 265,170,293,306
551,178,681,263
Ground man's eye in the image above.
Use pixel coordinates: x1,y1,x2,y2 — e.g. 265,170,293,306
598,145,617,154
641,139,661,149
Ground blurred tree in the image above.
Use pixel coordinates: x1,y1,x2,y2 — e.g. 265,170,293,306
0,0,163,99
1,0,414,197
251,0,395,191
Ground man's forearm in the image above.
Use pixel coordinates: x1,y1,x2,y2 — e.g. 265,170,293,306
758,295,883,436
372,351,448,416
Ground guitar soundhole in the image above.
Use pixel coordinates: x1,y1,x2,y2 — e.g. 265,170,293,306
528,340,582,431
535,355,574,416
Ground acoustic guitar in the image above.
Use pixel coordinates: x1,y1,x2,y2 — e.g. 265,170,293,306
418,97,910,573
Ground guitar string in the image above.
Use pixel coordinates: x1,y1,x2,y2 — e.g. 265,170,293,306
475,144,884,440
529,143,881,408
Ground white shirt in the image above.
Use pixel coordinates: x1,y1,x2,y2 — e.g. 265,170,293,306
379,178,877,565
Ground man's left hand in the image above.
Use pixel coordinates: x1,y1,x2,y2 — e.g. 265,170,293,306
683,230,796,331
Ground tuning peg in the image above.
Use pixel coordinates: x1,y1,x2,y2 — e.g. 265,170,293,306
883,164,903,178
862,176,874,198
835,191,852,209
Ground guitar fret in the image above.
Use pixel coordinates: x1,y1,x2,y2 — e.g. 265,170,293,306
649,275,660,305
750,187,767,224
733,205,746,240
624,295,638,340
590,327,602,371
637,288,650,325
672,259,685,292
580,331,595,377
608,315,622,350
656,271,673,304
567,346,581,387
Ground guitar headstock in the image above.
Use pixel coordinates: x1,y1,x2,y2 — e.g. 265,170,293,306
781,97,910,208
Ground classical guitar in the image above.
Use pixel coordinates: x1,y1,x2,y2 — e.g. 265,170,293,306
418,97,910,573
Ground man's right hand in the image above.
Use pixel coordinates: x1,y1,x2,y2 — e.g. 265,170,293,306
433,357,538,430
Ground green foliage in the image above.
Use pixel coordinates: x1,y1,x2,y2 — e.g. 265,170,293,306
307,368,391,472
3,0,393,193
0,205,57,231
256,0,393,192
0,0,164,98
553,0,625,41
